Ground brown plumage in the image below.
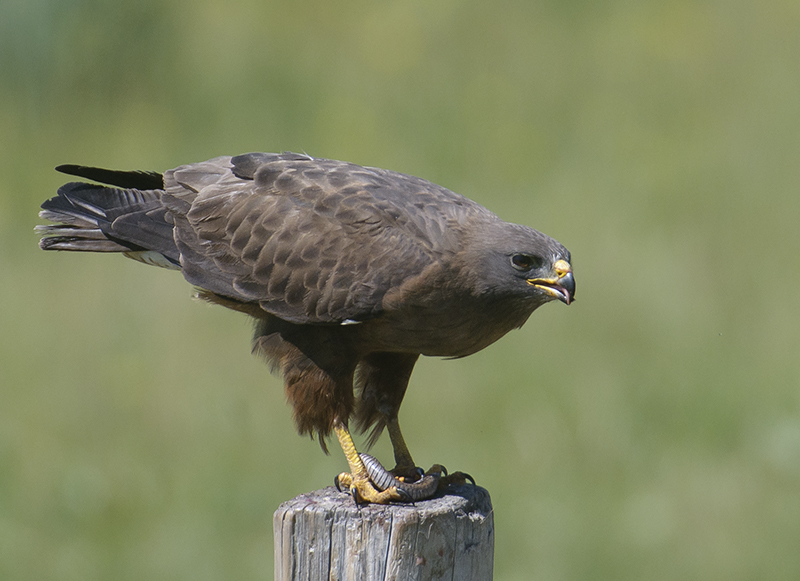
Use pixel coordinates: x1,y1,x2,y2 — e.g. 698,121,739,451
38,152,575,503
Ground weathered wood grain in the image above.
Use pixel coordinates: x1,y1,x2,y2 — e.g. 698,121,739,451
274,485,494,581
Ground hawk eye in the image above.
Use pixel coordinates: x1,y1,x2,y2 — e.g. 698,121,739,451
511,254,542,271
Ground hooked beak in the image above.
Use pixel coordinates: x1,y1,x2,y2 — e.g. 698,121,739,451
527,259,575,305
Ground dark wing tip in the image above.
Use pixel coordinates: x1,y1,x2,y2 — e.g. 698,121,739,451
56,164,164,190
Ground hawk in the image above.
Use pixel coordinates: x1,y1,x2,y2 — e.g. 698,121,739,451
38,152,575,504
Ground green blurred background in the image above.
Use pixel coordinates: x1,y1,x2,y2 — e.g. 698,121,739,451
2,0,799,579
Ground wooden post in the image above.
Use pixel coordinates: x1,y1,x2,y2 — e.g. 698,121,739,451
274,484,494,581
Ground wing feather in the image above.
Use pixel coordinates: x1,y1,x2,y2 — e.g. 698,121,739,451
165,153,488,324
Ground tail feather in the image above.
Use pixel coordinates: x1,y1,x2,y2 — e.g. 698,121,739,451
38,168,181,269
38,208,102,230
38,229,128,252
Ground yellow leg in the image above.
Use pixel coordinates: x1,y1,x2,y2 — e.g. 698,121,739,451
334,422,406,504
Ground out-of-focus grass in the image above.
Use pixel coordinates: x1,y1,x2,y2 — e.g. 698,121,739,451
2,1,800,579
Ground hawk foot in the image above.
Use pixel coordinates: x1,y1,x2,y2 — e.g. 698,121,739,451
337,453,446,503
334,470,407,505
436,470,476,493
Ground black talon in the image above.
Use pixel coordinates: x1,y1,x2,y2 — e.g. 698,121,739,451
349,485,365,506
443,470,475,487
394,487,413,503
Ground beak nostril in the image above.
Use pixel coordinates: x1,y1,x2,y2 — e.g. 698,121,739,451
553,259,571,278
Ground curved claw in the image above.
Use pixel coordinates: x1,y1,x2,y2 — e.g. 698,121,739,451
388,465,425,482
426,464,447,477
439,470,476,488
